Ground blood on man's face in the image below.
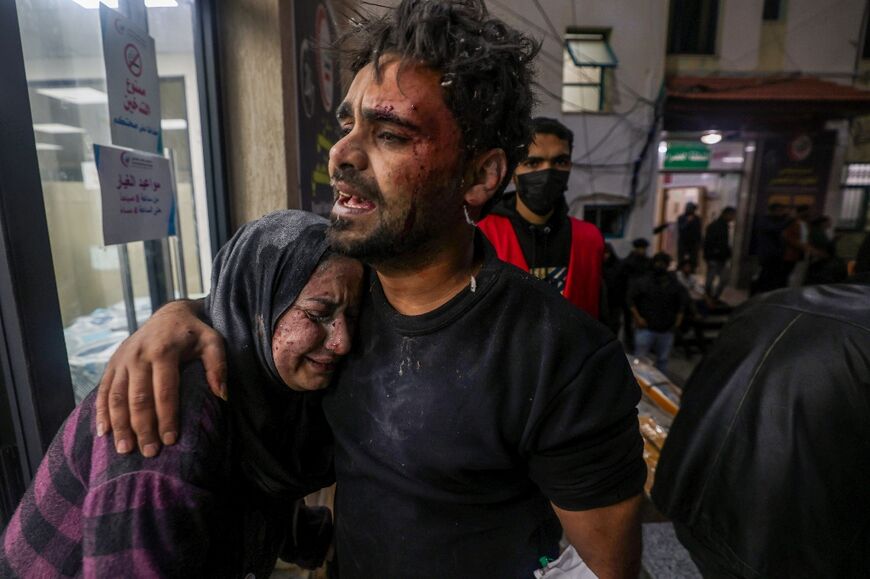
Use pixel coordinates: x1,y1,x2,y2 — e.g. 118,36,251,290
327,57,466,263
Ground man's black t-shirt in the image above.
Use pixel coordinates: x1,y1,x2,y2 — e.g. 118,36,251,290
322,235,646,579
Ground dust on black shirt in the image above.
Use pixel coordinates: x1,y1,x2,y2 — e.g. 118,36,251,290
322,234,646,579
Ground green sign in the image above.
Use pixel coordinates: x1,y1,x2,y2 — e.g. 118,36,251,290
664,142,710,169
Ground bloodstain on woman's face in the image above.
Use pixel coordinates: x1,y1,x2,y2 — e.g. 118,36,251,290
271,255,364,391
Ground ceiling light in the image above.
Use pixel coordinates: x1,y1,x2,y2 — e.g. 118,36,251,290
722,156,744,164
745,144,756,152
36,87,108,105
658,142,668,154
160,118,188,131
700,132,722,145
33,123,86,134
36,143,63,151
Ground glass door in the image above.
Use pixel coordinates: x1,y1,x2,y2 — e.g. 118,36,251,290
14,0,214,403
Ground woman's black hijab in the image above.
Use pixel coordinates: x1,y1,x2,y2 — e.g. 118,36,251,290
205,210,334,502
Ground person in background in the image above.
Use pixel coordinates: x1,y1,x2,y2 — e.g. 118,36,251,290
751,202,791,295
623,238,651,278
805,215,848,285
703,206,735,301
478,117,604,319
783,204,812,287
602,243,627,337
620,238,651,350
628,252,688,373
675,258,708,355
0,211,363,577
675,258,704,301
653,233,870,578
677,202,703,271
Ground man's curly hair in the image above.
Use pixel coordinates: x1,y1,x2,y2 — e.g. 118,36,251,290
339,0,539,197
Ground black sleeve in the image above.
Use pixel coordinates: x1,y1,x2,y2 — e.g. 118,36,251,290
523,340,646,511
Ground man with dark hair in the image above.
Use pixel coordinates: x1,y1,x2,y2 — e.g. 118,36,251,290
94,2,646,578
677,202,703,271
478,117,604,318
703,206,736,300
628,252,688,372
653,232,870,578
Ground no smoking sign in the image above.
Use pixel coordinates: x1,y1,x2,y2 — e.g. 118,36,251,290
124,43,143,77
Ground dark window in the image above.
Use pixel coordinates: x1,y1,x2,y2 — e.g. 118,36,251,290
667,0,720,55
763,0,782,21
584,205,629,238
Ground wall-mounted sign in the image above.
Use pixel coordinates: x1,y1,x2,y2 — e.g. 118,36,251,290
664,142,711,170
95,144,175,245
100,4,162,153
295,1,341,216
754,131,836,215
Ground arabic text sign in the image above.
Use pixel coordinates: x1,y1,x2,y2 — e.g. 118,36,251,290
95,144,175,245
100,4,162,153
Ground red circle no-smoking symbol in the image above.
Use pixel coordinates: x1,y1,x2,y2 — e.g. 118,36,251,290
125,43,143,77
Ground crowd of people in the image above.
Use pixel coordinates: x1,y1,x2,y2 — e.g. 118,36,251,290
753,202,847,293
0,1,868,578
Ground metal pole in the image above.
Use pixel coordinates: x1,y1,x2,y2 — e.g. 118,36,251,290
167,148,188,299
117,244,138,333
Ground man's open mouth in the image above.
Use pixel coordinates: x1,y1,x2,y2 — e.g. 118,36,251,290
338,192,376,210
334,190,377,216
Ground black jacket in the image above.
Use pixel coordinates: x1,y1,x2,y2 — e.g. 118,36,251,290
703,217,731,261
627,271,688,332
677,213,702,249
652,276,870,578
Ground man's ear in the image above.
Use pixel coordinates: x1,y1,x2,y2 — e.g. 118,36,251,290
463,148,507,215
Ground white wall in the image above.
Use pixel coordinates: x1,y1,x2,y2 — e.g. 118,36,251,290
487,0,669,255
782,0,865,74
717,0,765,70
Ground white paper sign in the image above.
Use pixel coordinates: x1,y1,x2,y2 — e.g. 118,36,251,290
100,4,162,153
95,144,175,245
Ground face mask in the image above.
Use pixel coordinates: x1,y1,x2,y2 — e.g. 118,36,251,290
516,169,569,216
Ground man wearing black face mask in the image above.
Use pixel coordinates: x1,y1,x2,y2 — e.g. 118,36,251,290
478,117,604,318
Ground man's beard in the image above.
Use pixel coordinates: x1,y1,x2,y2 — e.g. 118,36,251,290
327,168,461,267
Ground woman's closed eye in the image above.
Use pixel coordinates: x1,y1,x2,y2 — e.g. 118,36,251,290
303,309,333,323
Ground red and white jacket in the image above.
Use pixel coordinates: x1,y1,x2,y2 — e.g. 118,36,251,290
478,213,604,318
